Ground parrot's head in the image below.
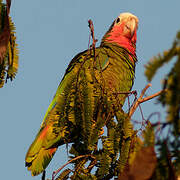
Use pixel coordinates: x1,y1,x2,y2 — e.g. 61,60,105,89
102,12,139,56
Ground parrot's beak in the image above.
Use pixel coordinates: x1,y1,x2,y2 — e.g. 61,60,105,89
129,18,138,37
122,17,138,39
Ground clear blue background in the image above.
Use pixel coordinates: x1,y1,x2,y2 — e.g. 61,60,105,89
1,0,180,179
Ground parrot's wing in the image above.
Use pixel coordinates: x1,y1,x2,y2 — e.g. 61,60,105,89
25,48,111,176
25,50,88,175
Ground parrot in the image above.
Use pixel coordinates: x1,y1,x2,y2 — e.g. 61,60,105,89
25,12,139,176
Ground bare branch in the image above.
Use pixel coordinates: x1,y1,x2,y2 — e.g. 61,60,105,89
88,19,98,49
114,90,137,96
128,83,167,118
52,154,95,180
6,0,11,15
139,83,152,100
141,89,167,103
88,19,98,65
41,171,46,180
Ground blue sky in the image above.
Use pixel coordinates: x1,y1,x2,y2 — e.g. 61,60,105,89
1,0,180,179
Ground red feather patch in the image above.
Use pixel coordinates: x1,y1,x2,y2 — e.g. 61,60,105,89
106,23,136,57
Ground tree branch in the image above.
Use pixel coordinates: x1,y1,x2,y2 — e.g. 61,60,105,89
88,19,98,64
140,89,166,103
52,154,95,180
88,19,98,50
128,83,167,118
41,171,46,180
6,0,11,15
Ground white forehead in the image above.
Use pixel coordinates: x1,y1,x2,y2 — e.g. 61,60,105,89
118,12,138,21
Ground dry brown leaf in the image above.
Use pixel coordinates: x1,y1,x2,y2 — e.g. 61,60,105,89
0,3,10,64
119,146,157,180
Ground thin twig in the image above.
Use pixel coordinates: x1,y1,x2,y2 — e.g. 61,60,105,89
6,0,11,15
88,20,98,50
88,19,107,97
88,19,98,64
140,83,152,99
41,171,46,180
147,112,162,138
128,84,150,118
138,104,146,127
87,158,97,173
128,83,167,117
114,90,137,95
140,89,167,102
75,20,97,88
165,141,177,180
52,154,95,180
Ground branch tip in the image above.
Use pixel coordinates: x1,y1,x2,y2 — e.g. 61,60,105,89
128,84,167,118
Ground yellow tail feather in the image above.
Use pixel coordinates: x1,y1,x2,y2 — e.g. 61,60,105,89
26,147,57,176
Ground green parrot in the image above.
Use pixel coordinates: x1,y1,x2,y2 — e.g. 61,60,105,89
25,12,139,176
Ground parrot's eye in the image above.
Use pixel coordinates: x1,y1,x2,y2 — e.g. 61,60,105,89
116,18,120,23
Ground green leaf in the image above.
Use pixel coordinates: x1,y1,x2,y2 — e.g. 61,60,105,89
0,1,19,87
55,169,71,180
144,31,180,82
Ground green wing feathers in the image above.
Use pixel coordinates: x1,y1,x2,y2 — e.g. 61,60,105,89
25,44,136,176
25,52,85,175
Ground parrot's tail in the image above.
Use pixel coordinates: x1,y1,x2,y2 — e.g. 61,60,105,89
25,125,57,176
25,147,57,176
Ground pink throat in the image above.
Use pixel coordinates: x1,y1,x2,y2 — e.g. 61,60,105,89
105,25,137,56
